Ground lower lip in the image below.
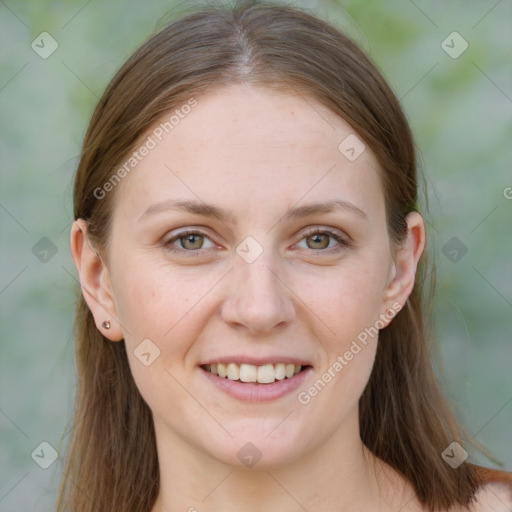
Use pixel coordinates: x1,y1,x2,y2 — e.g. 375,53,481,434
199,366,312,402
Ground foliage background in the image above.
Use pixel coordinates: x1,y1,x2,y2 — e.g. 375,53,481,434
1,0,511,509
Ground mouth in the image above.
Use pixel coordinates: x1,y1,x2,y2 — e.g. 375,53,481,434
200,362,310,384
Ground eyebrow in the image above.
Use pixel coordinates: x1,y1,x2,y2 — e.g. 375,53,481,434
138,198,368,223
281,199,368,222
139,199,235,224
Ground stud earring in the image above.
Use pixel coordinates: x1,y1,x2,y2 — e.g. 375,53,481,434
102,320,111,330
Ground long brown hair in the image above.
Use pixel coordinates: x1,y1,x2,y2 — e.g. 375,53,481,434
57,1,483,510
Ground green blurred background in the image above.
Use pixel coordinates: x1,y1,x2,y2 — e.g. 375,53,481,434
1,0,511,509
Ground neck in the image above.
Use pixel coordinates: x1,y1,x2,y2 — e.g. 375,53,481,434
151,413,406,512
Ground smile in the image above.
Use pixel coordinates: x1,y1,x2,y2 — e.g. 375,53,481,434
202,362,304,384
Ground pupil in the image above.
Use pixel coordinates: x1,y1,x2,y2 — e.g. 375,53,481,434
183,234,202,249
308,234,328,249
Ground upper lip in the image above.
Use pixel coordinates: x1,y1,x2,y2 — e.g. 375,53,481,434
200,356,312,367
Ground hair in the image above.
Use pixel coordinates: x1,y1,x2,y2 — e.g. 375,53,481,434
56,1,485,510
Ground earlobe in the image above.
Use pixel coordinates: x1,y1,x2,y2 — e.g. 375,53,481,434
382,211,426,316
69,219,124,342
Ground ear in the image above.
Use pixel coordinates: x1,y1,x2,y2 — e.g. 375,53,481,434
69,219,124,341
381,211,426,322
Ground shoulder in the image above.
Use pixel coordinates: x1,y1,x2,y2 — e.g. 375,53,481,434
463,465,512,512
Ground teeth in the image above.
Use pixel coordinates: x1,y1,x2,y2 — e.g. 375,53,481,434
275,363,286,380
218,363,227,378
285,363,295,378
239,363,257,383
227,363,240,381
257,364,275,384
204,362,304,384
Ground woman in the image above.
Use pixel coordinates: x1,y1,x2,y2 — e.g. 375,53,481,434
57,1,512,510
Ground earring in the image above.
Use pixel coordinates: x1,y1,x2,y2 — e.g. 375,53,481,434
102,320,111,330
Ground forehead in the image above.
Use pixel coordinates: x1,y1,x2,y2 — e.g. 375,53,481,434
112,84,384,223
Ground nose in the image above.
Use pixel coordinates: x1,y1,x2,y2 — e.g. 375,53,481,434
220,256,296,335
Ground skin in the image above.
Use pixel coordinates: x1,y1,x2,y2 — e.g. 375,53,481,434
71,84,429,511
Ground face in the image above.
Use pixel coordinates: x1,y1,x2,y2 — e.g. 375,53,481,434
77,85,416,469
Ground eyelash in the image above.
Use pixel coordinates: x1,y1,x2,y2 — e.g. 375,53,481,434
163,228,350,255
298,228,350,252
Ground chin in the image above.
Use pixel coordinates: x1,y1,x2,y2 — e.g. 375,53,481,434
213,440,306,470
199,421,311,470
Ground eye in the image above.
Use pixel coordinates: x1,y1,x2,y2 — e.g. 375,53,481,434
296,228,348,251
164,230,215,253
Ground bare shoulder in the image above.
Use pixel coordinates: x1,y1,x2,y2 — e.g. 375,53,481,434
465,481,512,512
453,467,512,512
476,466,512,512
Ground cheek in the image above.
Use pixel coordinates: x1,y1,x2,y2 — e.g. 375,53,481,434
303,339,377,438
296,267,381,426
111,262,224,415
310,275,380,384
111,259,226,365
299,258,388,344
293,253,387,410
